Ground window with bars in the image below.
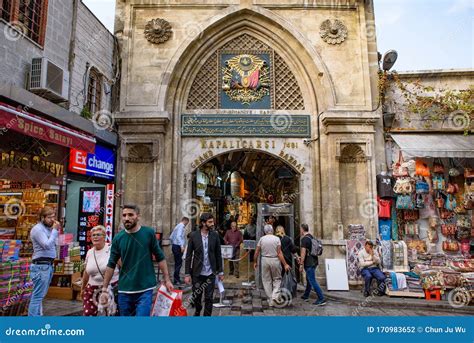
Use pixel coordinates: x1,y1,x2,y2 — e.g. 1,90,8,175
0,0,48,46
86,69,102,114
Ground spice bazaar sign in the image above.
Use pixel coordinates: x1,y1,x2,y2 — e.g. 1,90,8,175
191,139,306,173
0,150,65,177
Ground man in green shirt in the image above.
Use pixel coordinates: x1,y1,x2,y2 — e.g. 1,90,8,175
100,204,173,316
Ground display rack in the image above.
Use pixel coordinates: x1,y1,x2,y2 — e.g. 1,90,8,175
46,256,82,300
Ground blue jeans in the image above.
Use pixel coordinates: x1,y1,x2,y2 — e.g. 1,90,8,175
28,264,53,316
303,266,325,301
172,245,183,283
118,289,153,316
361,267,386,294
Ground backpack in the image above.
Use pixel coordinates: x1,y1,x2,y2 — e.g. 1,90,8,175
309,236,323,257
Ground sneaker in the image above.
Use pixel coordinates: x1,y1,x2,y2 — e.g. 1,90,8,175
363,291,370,297
313,299,327,306
300,295,309,301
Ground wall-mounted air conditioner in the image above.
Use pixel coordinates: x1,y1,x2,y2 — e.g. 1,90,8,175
28,57,69,102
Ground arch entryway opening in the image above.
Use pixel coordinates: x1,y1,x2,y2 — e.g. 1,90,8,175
191,149,301,283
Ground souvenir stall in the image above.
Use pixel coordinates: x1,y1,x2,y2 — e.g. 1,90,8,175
0,240,32,316
375,136,474,303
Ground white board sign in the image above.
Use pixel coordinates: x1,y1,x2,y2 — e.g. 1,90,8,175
325,259,349,291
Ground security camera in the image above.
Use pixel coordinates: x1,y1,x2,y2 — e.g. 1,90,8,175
303,139,311,146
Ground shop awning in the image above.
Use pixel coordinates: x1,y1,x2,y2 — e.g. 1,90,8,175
391,134,474,158
0,102,96,153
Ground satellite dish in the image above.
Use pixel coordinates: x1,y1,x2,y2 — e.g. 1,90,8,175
382,50,398,71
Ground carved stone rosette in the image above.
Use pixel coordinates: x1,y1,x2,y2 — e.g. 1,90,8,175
144,18,172,44
320,19,348,45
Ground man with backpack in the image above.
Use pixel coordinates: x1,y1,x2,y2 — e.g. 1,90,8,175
299,223,327,306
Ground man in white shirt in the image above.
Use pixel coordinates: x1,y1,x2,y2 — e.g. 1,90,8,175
358,241,387,297
170,217,189,284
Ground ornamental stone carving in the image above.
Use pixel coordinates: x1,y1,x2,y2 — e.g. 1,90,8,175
320,19,348,45
144,18,172,44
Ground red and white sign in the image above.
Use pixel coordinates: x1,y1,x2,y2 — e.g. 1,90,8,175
104,184,114,243
0,102,96,153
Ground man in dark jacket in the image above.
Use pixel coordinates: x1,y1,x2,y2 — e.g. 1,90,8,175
184,213,224,316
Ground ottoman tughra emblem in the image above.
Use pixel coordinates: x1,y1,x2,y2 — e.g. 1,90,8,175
222,54,270,105
320,19,348,45
144,18,172,44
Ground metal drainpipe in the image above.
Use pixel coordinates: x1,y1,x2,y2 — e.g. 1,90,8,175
67,0,79,109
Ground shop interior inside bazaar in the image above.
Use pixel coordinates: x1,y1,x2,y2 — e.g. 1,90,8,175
193,150,300,282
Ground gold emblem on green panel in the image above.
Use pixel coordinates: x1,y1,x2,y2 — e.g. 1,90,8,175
222,54,270,105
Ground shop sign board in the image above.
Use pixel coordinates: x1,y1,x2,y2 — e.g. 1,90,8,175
78,187,105,258
181,114,311,137
105,184,114,243
69,144,115,180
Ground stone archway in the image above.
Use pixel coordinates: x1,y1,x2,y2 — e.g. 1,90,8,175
159,8,331,236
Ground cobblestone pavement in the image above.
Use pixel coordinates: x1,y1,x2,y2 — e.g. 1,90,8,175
42,285,472,317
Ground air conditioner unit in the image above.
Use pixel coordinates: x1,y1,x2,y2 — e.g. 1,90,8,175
29,57,69,102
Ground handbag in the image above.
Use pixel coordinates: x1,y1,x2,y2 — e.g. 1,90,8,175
415,193,425,209
402,160,416,178
456,215,471,229
455,227,471,241
432,175,445,190
151,285,187,317
403,210,419,221
407,239,427,254
396,194,415,210
392,152,409,178
441,224,457,237
464,168,474,179
428,227,439,243
448,159,460,177
93,249,119,301
393,178,413,194
433,158,445,174
442,240,459,252
436,193,445,208
444,194,457,211
439,208,454,220
415,178,429,194
429,216,439,229
404,222,419,236
416,159,430,177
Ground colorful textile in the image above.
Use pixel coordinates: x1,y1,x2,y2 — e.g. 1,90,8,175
392,241,409,272
346,239,366,285
391,202,398,240
390,272,398,290
448,260,474,273
380,240,393,270
348,225,365,241
378,198,392,219
378,219,392,240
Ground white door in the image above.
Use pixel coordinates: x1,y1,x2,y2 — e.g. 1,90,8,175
325,259,349,291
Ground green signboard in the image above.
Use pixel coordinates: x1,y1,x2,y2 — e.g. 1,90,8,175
181,114,311,137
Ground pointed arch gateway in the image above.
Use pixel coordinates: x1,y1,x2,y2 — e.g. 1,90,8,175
162,7,333,232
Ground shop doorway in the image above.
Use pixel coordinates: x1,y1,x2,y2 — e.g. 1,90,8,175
191,150,300,283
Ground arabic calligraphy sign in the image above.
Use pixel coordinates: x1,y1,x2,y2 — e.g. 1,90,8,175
181,114,311,137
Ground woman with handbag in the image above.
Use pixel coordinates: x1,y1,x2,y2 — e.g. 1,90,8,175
81,225,120,316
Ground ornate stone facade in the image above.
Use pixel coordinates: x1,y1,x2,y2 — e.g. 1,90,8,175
114,1,383,267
